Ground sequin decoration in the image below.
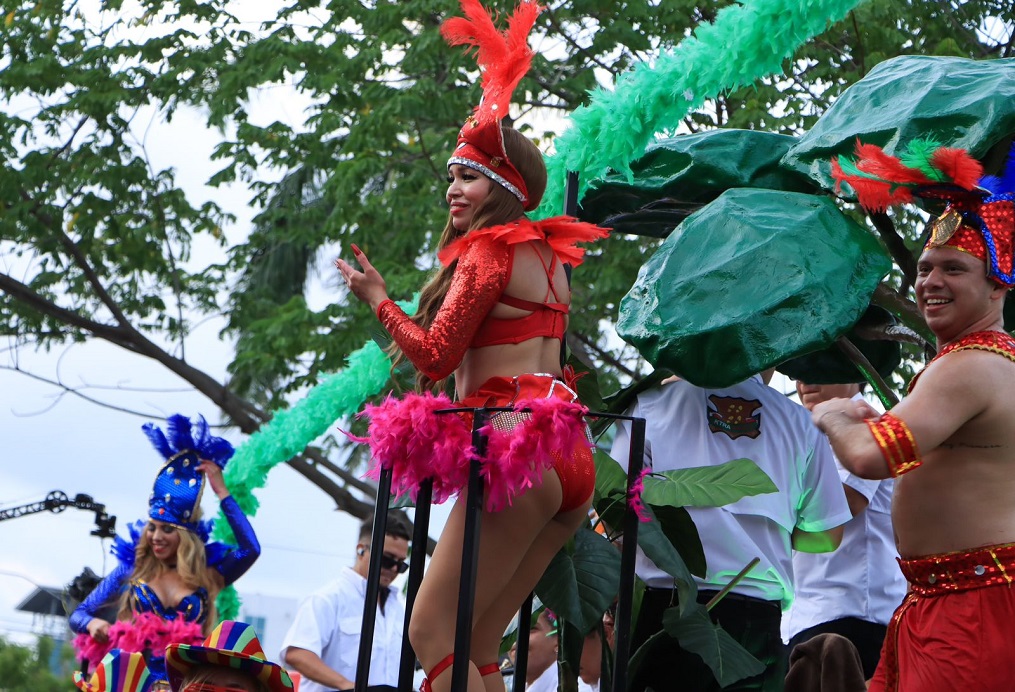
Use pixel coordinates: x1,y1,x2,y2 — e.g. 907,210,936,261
909,330,1015,393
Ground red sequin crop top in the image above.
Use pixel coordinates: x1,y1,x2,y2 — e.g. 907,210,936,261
375,216,608,381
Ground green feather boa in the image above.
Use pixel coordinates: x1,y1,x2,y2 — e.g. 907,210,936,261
534,0,865,219
212,296,417,619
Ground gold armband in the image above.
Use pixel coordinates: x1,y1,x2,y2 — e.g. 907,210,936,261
865,412,922,477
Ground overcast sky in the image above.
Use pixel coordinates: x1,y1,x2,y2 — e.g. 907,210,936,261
0,28,440,642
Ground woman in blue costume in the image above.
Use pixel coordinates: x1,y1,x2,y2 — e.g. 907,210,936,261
69,414,260,684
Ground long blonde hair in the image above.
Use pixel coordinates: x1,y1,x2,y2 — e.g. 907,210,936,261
395,127,549,392
118,521,225,635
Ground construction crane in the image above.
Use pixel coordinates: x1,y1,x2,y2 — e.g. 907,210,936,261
0,490,116,538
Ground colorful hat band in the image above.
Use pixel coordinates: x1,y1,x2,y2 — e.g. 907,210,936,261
926,194,1015,287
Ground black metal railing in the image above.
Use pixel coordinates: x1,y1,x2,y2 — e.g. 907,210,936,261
354,409,646,692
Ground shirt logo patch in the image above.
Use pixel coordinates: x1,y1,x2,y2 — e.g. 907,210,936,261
707,396,762,439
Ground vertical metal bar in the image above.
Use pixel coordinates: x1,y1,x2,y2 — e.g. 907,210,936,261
512,592,534,692
399,479,434,690
560,169,579,373
563,170,579,284
355,467,392,692
612,417,645,692
451,409,488,691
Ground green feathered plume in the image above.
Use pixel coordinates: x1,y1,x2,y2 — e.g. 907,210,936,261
899,137,945,181
533,0,865,219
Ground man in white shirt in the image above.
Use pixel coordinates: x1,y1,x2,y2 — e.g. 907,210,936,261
784,382,907,680
281,516,410,692
525,609,560,692
611,371,851,692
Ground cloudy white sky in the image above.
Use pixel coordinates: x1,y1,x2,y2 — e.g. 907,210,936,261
0,13,437,646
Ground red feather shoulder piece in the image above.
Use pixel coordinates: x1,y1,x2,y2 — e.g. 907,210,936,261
438,216,609,268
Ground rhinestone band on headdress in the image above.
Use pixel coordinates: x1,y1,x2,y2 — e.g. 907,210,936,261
441,0,542,210
831,139,1015,287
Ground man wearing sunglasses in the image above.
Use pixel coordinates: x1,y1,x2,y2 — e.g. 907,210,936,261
281,515,411,692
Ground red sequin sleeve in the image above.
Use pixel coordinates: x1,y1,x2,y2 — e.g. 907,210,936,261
377,235,511,380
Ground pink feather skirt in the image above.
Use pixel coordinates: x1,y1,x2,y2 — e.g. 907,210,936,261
358,373,594,512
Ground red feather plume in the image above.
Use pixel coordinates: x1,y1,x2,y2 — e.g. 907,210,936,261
441,0,541,119
931,147,983,190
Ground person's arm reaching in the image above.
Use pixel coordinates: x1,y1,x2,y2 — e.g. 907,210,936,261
283,646,355,691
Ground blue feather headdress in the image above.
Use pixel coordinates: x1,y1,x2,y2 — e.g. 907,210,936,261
144,414,234,533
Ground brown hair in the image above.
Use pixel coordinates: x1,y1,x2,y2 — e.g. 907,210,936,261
393,127,548,391
118,520,225,635
181,665,269,692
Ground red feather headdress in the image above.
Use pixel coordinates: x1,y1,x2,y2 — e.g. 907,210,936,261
832,139,1015,287
442,0,542,210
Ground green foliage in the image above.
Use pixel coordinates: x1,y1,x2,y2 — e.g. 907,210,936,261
0,635,77,691
640,458,778,509
662,603,767,686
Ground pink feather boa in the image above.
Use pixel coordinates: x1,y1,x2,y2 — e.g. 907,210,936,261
359,391,591,511
73,613,204,666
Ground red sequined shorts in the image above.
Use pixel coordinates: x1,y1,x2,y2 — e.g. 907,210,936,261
459,373,595,513
869,542,1015,692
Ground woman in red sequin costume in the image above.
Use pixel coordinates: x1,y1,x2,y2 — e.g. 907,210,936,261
336,4,606,689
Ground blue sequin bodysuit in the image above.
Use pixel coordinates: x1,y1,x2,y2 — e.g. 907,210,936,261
68,496,259,633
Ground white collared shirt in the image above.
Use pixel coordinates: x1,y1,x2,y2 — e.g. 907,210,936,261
526,663,559,692
280,567,404,691
784,396,908,638
611,376,851,609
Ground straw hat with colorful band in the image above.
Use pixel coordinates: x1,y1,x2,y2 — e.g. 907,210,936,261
144,414,235,532
164,621,293,692
441,0,542,210
74,649,154,692
831,138,1015,287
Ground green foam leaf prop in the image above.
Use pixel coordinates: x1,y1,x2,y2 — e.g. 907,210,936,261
535,527,621,635
618,188,892,387
578,130,817,238
783,55,1015,192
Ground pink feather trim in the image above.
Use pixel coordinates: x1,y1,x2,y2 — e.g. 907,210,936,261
627,468,652,523
73,613,204,666
358,391,591,511
360,392,474,505
481,397,591,511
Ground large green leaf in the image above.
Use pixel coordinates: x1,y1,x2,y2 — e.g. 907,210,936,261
535,527,621,635
663,603,766,687
593,448,631,506
783,55,1015,192
578,129,817,238
776,304,903,385
633,505,698,617
651,504,706,579
640,458,777,509
618,188,892,387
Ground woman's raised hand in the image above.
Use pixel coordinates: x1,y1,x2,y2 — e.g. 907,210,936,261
198,460,230,500
336,244,388,311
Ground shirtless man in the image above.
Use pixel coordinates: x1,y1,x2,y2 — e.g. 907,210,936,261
811,153,1015,691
